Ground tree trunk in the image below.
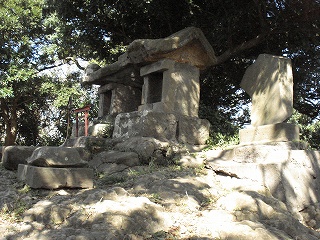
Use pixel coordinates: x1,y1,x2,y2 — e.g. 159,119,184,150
1,99,18,146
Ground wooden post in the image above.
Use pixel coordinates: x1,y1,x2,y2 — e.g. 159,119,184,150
75,112,79,137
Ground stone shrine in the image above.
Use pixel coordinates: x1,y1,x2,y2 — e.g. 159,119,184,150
13,27,216,190
82,27,215,145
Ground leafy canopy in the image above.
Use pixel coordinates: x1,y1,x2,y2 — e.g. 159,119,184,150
0,0,319,146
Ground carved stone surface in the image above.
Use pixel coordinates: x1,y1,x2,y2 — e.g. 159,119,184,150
18,164,94,189
98,83,141,118
177,116,211,145
241,54,293,126
112,111,210,145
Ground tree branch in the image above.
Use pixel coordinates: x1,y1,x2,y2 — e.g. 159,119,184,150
37,61,66,72
37,57,85,72
214,32,268,65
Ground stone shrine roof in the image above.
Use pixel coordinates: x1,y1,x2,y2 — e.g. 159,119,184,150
82,27,216,86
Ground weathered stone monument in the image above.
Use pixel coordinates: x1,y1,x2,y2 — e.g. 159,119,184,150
239,54,299,144
206,53,320,214
82,27,215,145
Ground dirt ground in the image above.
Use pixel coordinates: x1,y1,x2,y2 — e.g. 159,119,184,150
0,163,319,240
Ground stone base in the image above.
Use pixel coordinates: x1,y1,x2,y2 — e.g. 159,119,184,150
177,116,210,145
205,145,320,213
205,141,309,163
113,111,177,140
239,123,299,144
18,164,94,189
112,111,210,144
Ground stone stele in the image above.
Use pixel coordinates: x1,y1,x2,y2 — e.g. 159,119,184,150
241,54,293,126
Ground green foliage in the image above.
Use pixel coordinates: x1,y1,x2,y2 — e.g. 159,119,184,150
0,0,319,145
206,132,240,150
199,104,241,149
0,196,30,222
288,110,320,149
0,0,95,145
45,0,319,121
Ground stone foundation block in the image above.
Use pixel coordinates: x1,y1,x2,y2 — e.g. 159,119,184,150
239,123,299,144
18,164,94,189
177,116,210,145
113,111,177,140
205,141,309,163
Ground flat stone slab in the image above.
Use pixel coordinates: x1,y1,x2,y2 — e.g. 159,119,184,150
18,164,94,189
2,146,37,170
205,141,310,163
27,146,88,167
239,123,299,144
206,149,320,213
